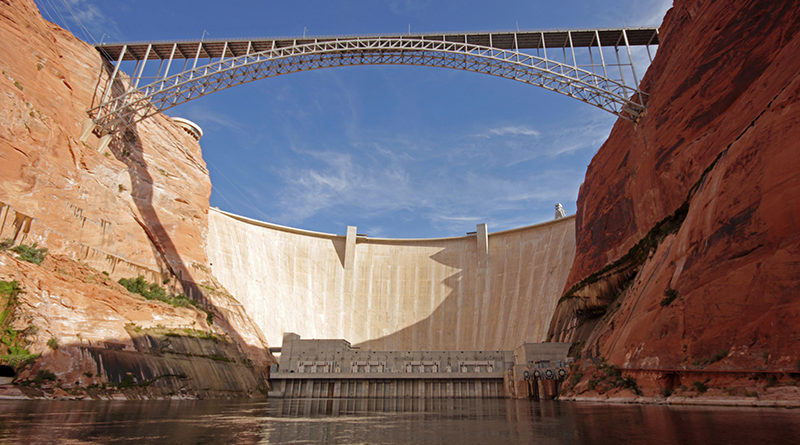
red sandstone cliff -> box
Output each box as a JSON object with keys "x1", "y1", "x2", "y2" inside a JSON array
[
  {"x1": 549, "y1": 0, "x2": 800, "y2": 401},
  {"x1": 0, "y1": 0, "x2": 273, "y2": 397}
]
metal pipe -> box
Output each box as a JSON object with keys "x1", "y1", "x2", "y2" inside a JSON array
[
  {"x1": 622, "y1": 29, "x2": 639, "y2": 87},
  {"x1": 540, "y1": 32, "x2": 548, "y2": 70},
  {"x1": 587, "y1": 34, "x2": 599, "y2": 86},
  {"x1": 594, "y1": 30, "x2": 608, "y2": 81},
  {"x1": 160, "y1": 43, "x2": 177, "y2": 91},
  {"x1": 155, "y1": 58, "x2": 164, "y2": 82},
  {"x1": 568, "y1": 31, "x2": 578, "y2": 69},
  {"x1": 96, "y1": 44, "x2": 127, "y2": 119},
  {"x1": 133, "y1": 43, "x2": 152, "y2": 89},
  {"x1": 177, "y1": 56, "x2": 189, "y2": 86},
  {"x1": 613, "y1": 32, "x2": 626, "y2": 85},
  {"x1": 190, "y1": 42, "x2": 203, "y2": 78},
  {"x1": 646, "y1": 30, "x2": 657, "y2": 62}
]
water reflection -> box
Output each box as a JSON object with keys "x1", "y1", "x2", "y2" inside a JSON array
[{"x1": 0, "y1": 398, "x2": 798, "y2": 444}]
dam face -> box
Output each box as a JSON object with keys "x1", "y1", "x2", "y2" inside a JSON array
[{"x1": 206, "y1": 208, "x2": 575, "y2": 351}]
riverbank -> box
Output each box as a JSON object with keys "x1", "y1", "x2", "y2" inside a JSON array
[
  {"x1": 562, "y1": 386, "x2": 800, "y2": 408},
  {"x1": 0, "y1": 382, "x2": 266, "y2": 400}
]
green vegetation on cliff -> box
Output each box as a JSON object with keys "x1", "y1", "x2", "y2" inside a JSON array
[
  {"x1": 1, "y1": 240, "x2": 48, "y2": 265},
  {"x1": 693, "y1": 349, "x2": 729, "y2": 368},
  {"x1": 119, "y1": 276, "x2": 194, "y2": 307},
  {"x1": 0, "y1": 280, "x2": 21, "y2": 320},
  {"x1": 572, "y1": 358, "x2": 641, "y2": 396},
  {"x1": 0, "y1": 280, "x2": 39, "y2": 369},
  {"x1": 119, "y1": 276, "x2": 213, "y2": 324},
  {"x1": 660, "y1": 287, "x2": 680, "y2": 307}
]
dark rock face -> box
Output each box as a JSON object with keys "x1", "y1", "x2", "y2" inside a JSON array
[{"x1": 549, "y1": 0, "x2": 800, "y2": 392}]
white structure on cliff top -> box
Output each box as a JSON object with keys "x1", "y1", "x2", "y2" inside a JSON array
[
  {"x1": 555, "y1": 203, "x2": 566, "y2": 219},
  {"x1": 171, "y1": 117, "x2": 203, "y2": 141}
]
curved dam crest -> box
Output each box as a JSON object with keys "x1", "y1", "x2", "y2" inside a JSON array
[{"x1": 206, "y1": 208, "x2": 575, "y2": 351}]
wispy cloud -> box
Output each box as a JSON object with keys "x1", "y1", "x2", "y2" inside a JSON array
[
  {"x1": 542, "y1": 115, "x2": 614, "y2": 158},
  {"x1": 207, "y1": 163, "x2": 275, "y2": 222},
  {"x1": 484, "y1": 125, "x2": 541, "y2": 138},
  {"x1": 600, "y1": 0, "x2": 672, "y2": 28},
  {"x1": 264, "y1": 101, "x2": 603, "y2": 235},
  {"x1": 635, "y1": 0, "x2": 673, "y2": 27},
  {"x1": 388, "y1": 0, "x2": 431, "y2": 16},
  {"x1": 274, "y1": 149, "x2": 415, "y2": 224},
  {"x1": 39, "y1": 0, "x2": 124, "y2": 43},
  {"x1": 181, "y1": 105, "x2": 244, "y2": 131},
  {"x1": 463, "y1": 111, "x2": 613, "y2": 167},
  {"x1": 436, "y1": 215, "x2": 484, "y2": 223}
]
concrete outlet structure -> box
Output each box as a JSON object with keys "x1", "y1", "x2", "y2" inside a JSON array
[{"x1": 269, "y1": 333, "x2": 570, "y2": 398}]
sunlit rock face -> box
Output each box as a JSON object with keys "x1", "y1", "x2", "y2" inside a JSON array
[
  {"x1": 0, "y1": 0, "x2": 209, "y2": 290},
  {"x1": 0, "y1": 253, "x2": 268, "y2": 398},
  {"x1": 0, "y1": 0, "x2": 273, "y2": 396},
  {"x1": 549, "y1": 0, "x2": 800, "y2": 377}
]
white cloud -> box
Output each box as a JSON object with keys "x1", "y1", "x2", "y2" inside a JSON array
[
  {"x1": 265, "y1": 102, "x2": 602, "y2": 235},
  {"x1": 274, "y1": 149, "x2": 416, "y2": 224},
  {"x1": 635, "y1": 0, "x2": 673, "y2": 27},
  {"x1": 468, "y1": 111, "x2": 614, "y2": 167},
  {"x1": 207, "y1": 163, "x2": 275, "y2": 222},
  {"x1": 388, "y1": 0, "x2": 431, "y2": 16},
  {"x1": 485, "y1": 125, "x2": 541, "y2": 138},
  {"x1": 543, "y1": 116, "x2": 614, "y2": 158},
  {"x1": 40, "y1": 0, "x2": 123, "y2": 43},
  {"x1": 435, "y1": 215, "x2": 483, "y2": 223},
  {"x1": 181, "y1": 105, "x2": 244, "y2": 131}
]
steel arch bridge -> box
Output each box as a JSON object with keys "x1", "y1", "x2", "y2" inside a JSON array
[{"x1": 89, "y1": 28, "x2": 659, "y2": 134}]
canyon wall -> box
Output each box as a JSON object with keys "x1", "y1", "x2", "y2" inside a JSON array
[
  {"x1": 0, "y1": 0, "x2": 272, "y2": 396},
  {"x1": 0, "y1": 0, "x2": 208, "y2": 285},
  {"x1": 8, "y1": 0, "x2": 797, "y2": 401},
  {"x1": 549, "y1": 0, "x2": 800, "y2": 388},
  {"x1": 207, "y1": 209, "x2": 575, "y2": 351}
]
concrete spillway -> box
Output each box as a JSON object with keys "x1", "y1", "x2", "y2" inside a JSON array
[{"x1": 206, "y1": 208, "x2": 575, "y2": 351}]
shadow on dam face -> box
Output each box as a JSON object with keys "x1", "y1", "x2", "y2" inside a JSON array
[{"x1": 205, "y1": 208, "x2": 576, "y2": 351}]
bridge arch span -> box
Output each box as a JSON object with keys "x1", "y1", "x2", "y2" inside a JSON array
[{"x1": 91, "y1": 29, "x2": 657, "y2": 132}]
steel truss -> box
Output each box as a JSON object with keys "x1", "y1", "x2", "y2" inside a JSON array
[{"x1": 90, "y1": 29, "x2": 658, "y2": 133}]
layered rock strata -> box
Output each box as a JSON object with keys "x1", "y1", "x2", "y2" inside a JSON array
[
  {"x1": 0, "y1": 253, "x2": 266, "y2": 398},
  {"x1": 549, "y1": 0, "x2": 800, "y2": 399},
  {"x1": 0, "y1": 0, "x2": 273, "y2": 397}
]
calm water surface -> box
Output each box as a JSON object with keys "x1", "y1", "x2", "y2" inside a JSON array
[{"x1": 0, "y1": 398, "x2": 798, "y2": 444}]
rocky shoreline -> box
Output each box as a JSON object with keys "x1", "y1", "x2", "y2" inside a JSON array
[{"x1": 562, "y1": 392, "x2": 800, "y2": 409}]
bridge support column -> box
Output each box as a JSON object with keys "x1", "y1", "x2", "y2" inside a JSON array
[{"x1": 97, "y1": 44, "x2": 126, "y2": 120}]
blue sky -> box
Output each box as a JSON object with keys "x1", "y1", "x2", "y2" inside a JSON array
[{"x1": 37, "y1": 0, "x2": 670, "y2": 238}]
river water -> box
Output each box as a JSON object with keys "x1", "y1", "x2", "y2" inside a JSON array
[{"x1": 0, "y1": 398, "x2": 798, "y2": 444}]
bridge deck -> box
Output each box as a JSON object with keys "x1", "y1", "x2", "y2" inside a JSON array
[{"x1": 96, "y1": 28, "x2": 658, "y2": 61}]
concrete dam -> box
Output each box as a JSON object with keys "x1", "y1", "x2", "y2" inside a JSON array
[{"x1": 206, "y1": 208, "x2": 576, "y2": 352}]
